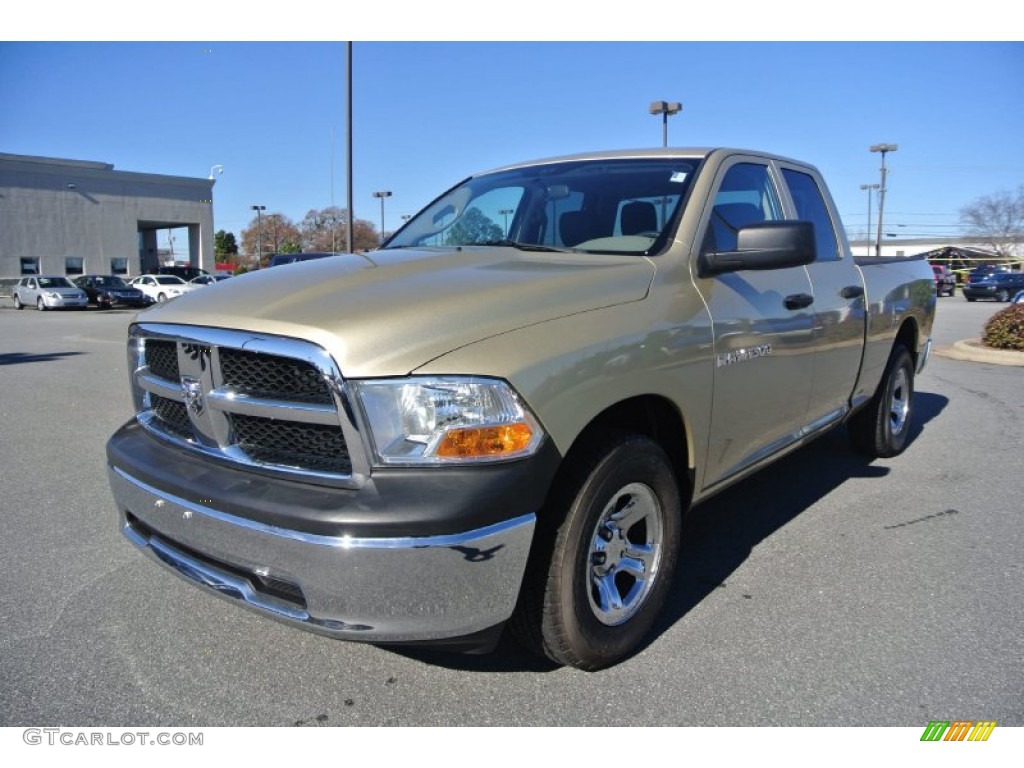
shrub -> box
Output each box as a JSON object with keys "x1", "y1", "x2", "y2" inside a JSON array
[{"x1": 982, "y1": 303, "x2": 1024, "y2": 351}]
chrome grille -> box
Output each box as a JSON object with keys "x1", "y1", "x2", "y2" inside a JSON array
[
  {"x1": 151, "y1": 393, "x2": 192, "y2": 439},
  {"x1": 219, "y1": 348, "x2": 332, "y2": 404},
  {"x1": 233, "y1": 415, "x2": 351, "y2": 474},
  {"x1": 145, "y1": 340, "x2": 180, "y2": 381},
  {"x1": 129, "y1": 324, "x2": 360, "y2": 485}
]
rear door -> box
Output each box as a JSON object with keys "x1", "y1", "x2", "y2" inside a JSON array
[
  {"x1": 778, "y1": 164, "x2": 867, "y2": 428},
  {"x1": 693, "y1": 157, "x2": 816, "y2": 489}
]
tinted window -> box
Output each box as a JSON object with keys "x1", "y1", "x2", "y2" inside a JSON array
[
  {"x1": 782, "y1": 168, "x2": 839, "y2": 261},
  {"x1": 702, "y1": 162, "x2": 782, "y2": 254}
]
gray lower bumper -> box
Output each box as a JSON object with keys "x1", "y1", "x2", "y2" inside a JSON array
[{"x1": 108, "y1": 466, "x2": 535, "y2": 643}]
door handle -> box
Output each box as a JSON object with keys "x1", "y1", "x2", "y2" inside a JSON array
[
  {"x1": 840, "y1": 285, "x2": 864, "y2": 299},
  {"x1": 784, "y1": 293, "x2": 814, "y2": 310}
]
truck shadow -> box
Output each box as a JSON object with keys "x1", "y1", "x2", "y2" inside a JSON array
[
  {"x1": 388, "y1": 390, "x2": 948, "y2": 674},
  {"x1": 0, "y1": 351, "x2": 84, "y2": 366}
]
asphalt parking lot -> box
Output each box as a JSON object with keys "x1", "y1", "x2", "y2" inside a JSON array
[{"x1": 0, "y1": 296, "x2": 1021, "y2": 727}]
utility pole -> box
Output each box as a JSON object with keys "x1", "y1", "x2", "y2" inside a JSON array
[{"x1": 870, "y1": 144, "x2": 898, "y2": 257}]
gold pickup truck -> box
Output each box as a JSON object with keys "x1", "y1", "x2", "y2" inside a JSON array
[{"x1": 106, "y1": 148, "x2": 935, "y2": 669}]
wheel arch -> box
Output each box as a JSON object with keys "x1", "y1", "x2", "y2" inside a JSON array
[
  {"x1": 894, "y1": 316, "x2": 920, "y2": 366},
  {"x1": 555, "y1": 395, "x2": 695, "y2": 511}
]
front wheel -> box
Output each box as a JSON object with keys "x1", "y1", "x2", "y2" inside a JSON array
[
  {"x1": 512, "y1": 433, "x2": 682, "y2": 670},
  {"x1": 13, "y1": 294, "x2": 23, "y2": 310},
  {"x1": 848, "y1": 344, "x2": 915, "y2": 458},
  {"x1": 37, "y1": 297, "x2": 46, "y2": 311},
  {"x1": 156, "y1": 292, "x2": 167, "y2": 303},
  {"x1": 996, "y1": 289, "x2": 1011, "y2": 302}
]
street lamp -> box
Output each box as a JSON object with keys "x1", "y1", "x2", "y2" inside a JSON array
[
  {"x1": 208, "y1": 164, "x2": 224, "y2": 180},
  {"x1": 373, "y1": 190, "x2": 392, "y2": 245},
  {"x1": 649, "y1": 100, "x2": 682, "y2": 148},
  {"x1": 859, "y1": 183, "x2": 880, "y2": 257},
  {"x1": 498, "y1": 208, "x2": 514, "y2": 237},
  {"x1": 870, "y1": 143, "x2": 898, "y2": 257},
  {"x1": 251, "y1": 204, "x2": 266, "y2": 268}
]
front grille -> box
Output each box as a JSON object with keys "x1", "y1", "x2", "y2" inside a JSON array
[
  {"x1": 220, "y1": 348, "x2": 332, "y2": 404},
  {"x1": 151, "y1": 393, "x2": 193, "y2": 439},
  {"x1": 146, "y1": 340, "x2": 180, "y2": 380},
  {"x1": 233, "y1": 415, "x2": 351, "y2": 474},
  {"x1": 131, "y1": 326, "x2": 354, "y2": 481}
]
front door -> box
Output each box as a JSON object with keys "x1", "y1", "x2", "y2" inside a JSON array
[{"x1": 693, "y1": 158, "x2": 816, "y2": 490}]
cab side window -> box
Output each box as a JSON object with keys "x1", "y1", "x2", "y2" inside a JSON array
[
  {"x1": 702, "y1": 163, "x2": 783, "y2": 254},
  {"x1": 782, "y1": 168, "x2": 839, "y2": 261}
]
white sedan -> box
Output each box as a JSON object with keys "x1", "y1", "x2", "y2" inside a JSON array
[{"x1": 129, "y1": 274, "x2": 197, "y2": 303}]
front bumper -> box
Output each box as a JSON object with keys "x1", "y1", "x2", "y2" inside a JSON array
[
  {"x1": 44, "y1": 295, "x2": 88, "y2": 308},
  {"x1": 106, "y1": 423, "x2": 558, "y2": 645}
]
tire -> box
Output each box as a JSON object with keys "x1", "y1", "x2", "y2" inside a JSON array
[
  {"x1": 13, "y1": 294, "x2": 23, "y2": 310},
  {"x1": 848, "y1": 344, "x2": 914, "y2": 458},
  {"x1": 157, "y1": 292, "x2": 167, "y2": 303},
  {"x1": 996, "y1": 289, "x2": 1010, "y2": 302},
  {"x1": 966, "y1": 296, "x2": 976, "y2": 302},
  {"x1": 512, "y1": 432, "x2": 682, "y2": 670},
  {"x1": 37, "y1": 296, "x2": 46, "y2": 311}
]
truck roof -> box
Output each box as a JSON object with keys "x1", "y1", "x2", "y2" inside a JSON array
[{"x1": 481, "y1": 147, "x2": 811, "y2": 175}]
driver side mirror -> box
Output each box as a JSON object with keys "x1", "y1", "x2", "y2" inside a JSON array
[{"x1": 699, "y1": 221, "x2": 816, "y2": 277}]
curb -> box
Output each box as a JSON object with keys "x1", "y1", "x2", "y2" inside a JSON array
[{"x1": 934, "y1": 339, "x2": 1024, "y2": 367}]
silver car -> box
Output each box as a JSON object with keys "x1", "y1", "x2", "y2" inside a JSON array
[{"x1": 13, "y1": 275, "x2": 89, "y2": 310}]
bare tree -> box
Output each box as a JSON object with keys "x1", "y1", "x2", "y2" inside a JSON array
[
  {"x1": 240, "y1": 213, "x2": 302, "y2": 268},
  {"x1": 300, "y1": 207, "x2": 380, "y2": 253},
  {"x1": 960, "y1": 186, "x2": 1024, "y2": 260}
]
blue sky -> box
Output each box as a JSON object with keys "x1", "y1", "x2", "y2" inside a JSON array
[{"x1": 3, "y1": 38, "x2": 1022, "y2": 251}]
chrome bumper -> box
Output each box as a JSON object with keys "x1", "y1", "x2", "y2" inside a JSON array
[{"x1": 108, "y1": 466, "x2": 535, "y2": 643}]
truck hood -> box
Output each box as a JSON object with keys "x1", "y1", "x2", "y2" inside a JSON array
[{"x1": 138, "y1": 247, "x2": 656, "y2": 377}]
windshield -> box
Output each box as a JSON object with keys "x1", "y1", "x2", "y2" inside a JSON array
[
  {"x1": 39, "y1": 277, "x2": 74, "y2": 288},
  {"x1": 384, "y1": 157, "x2": 701, "y2": 254},
  {"x1": 155, "y1": 276, "x2": 186, "y2": 285},
  {"x1": 96, "y1": 276, "x2": 128, "y2": 287}
]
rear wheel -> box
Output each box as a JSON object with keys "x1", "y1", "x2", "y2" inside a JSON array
[
  {"x1": 512, "y1": 432, "x2": 682, "y2": 670},
  {"x1": 848, "y1": 344, "x2": 914, "y2": 458}
]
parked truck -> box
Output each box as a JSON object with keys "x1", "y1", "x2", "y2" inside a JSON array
[{"x1": 106, "y1": 148, "x2": 936, "y2": 669}]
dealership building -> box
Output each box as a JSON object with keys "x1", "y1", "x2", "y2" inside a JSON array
[{"x1": 0, "y1": 152, "x2": 215, "y2": 280}]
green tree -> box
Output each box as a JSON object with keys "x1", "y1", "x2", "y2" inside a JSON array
[
  {"x1": 445, "y1": 207, "x2": 503, "y2": 245},
  {"x1": 214, "y1": 230, "x2": 239, "y2": 265}
]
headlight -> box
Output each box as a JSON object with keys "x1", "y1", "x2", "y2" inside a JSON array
[
  {"x1": 350, "y1": 376, "x2": 544, "y2": 465},
  {"x1": 47, "y1": 292, "x2": 61, "y2": 299}
]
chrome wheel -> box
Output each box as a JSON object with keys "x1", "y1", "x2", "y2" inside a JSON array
[
  {"x1": 587, "y1": 482, "x2": 663, "y2": 626},
  {"x1": 888, "y1": 366, "x2": 910, "y2": 437},
  {"x1": 511, "y1": 432, "x2": 682, "y2": 670}
]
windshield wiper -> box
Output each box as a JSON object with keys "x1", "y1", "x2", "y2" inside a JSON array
[{"x1": 475, "y1": 239, "x2": 570, "y2": 252}]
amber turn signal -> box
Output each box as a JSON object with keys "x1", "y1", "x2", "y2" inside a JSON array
[{"x1": 435, "y1": 422, "x2": 535, "y2": 459}]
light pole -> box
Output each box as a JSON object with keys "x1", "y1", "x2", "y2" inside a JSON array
[
  {"x1": 208, "y1": 164, "x2": 224, "y2": 180},
  {"x1": 649, "y1": 100, "x2": 682, "y2": 147},
  {"x1": 870, "y1": 143, "x2": 898, "y2": 257},
  {"x1": 859, "y1": 183, "x2": 880, "y2": 257},
  {"x1": 373, "y1": 190, "x2": 392, "y2": 245},
  {"x1": 499, "y1": 208, "x2": 514, "y2": 237},
  {"x1": 251, "y1": 204, "x2": 265, "y2": 268}
]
